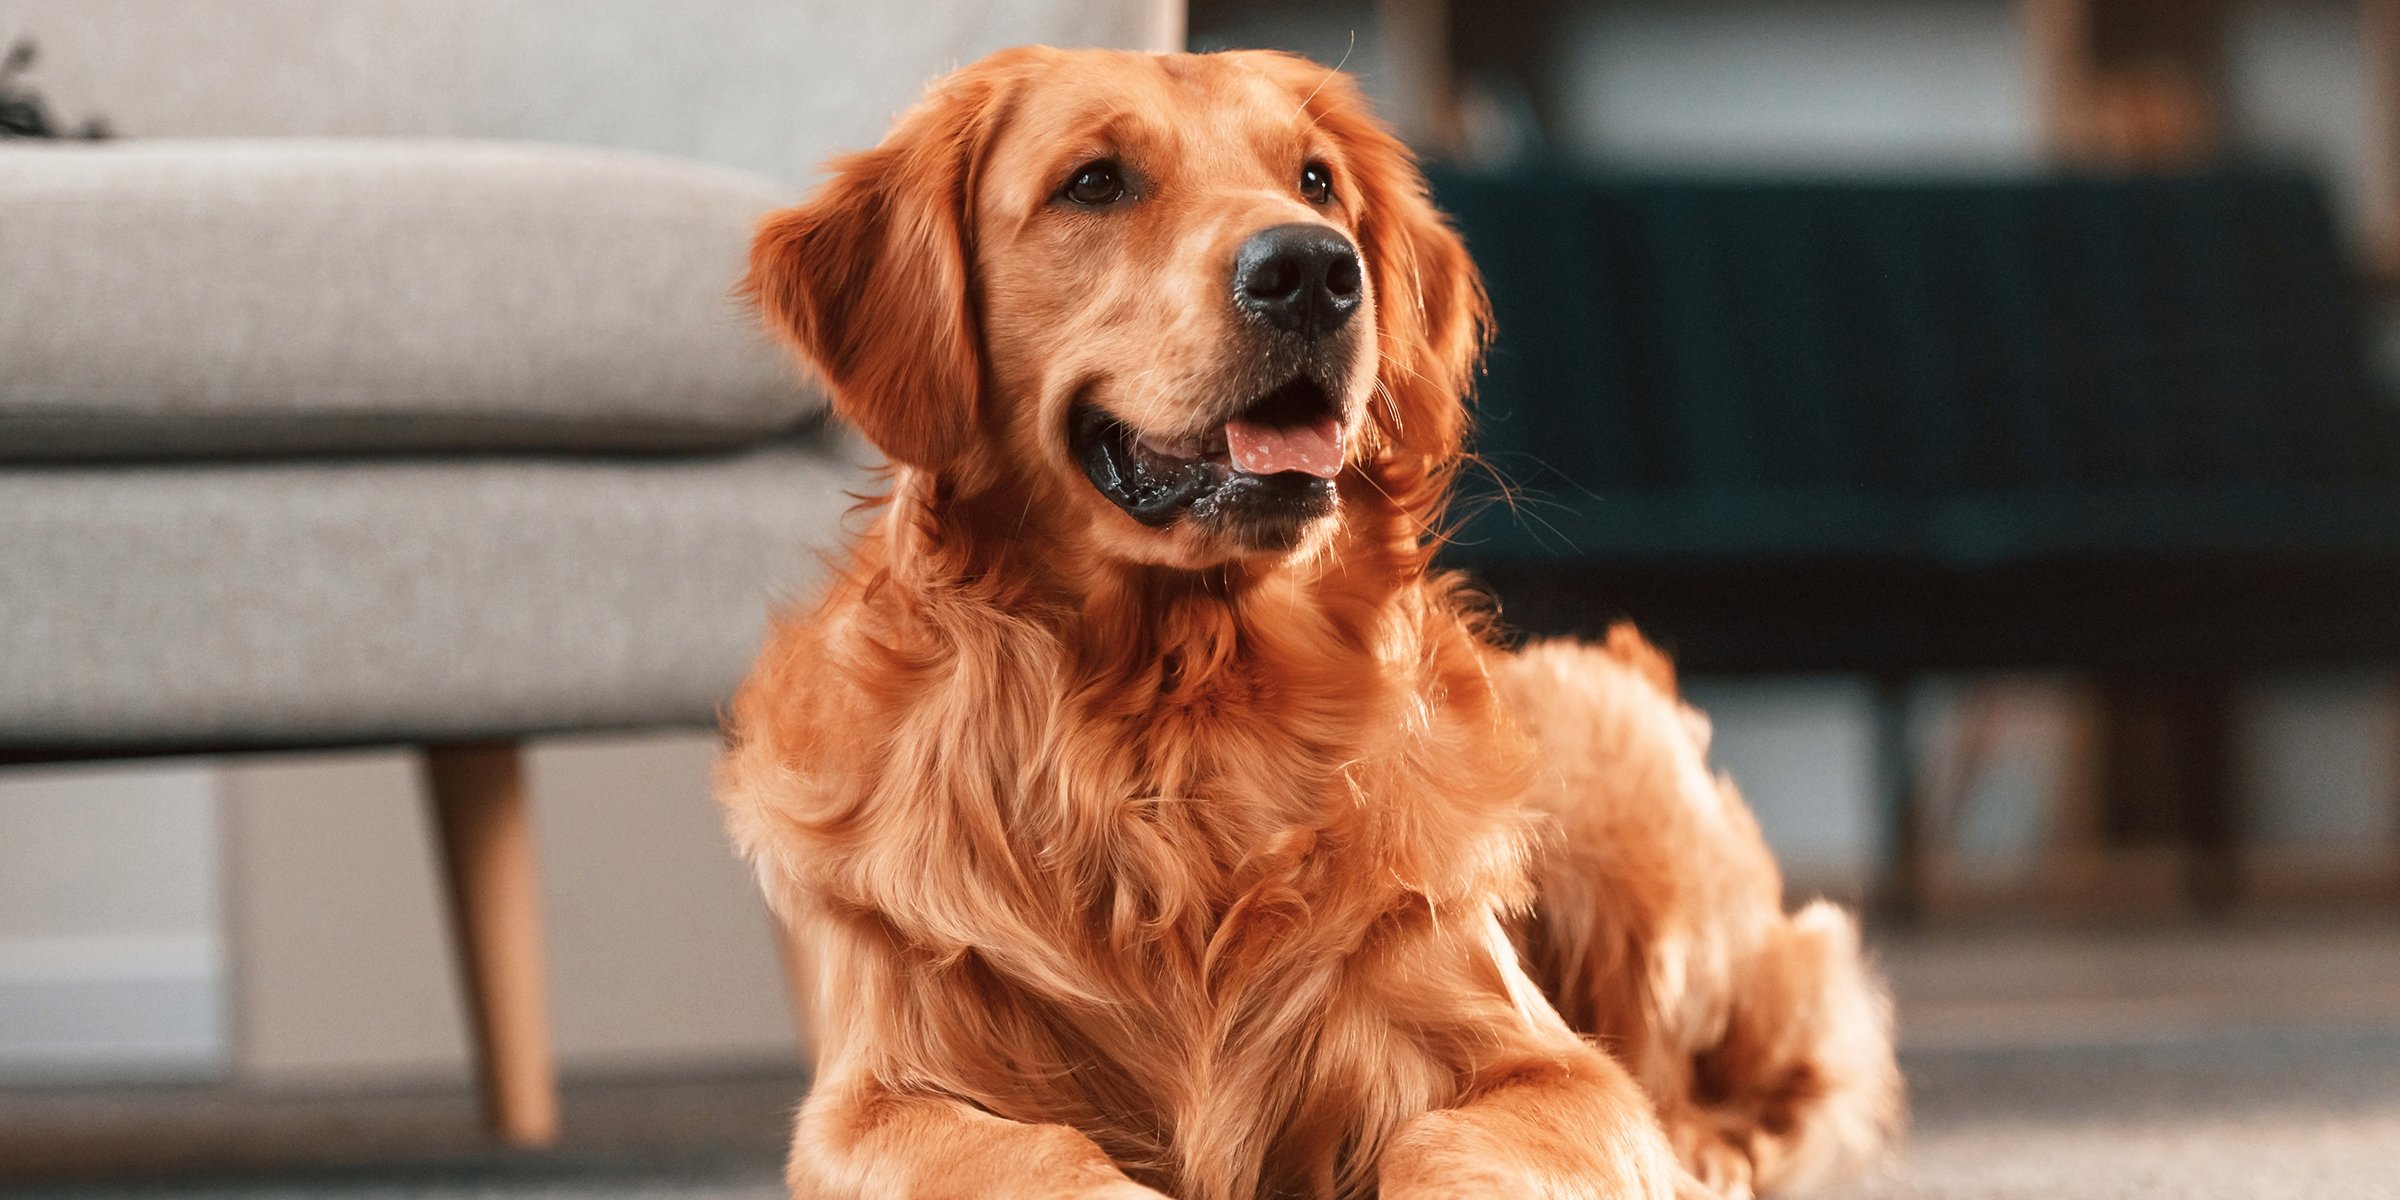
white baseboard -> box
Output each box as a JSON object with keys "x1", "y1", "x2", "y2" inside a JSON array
[{"x1": 0, "y1": 934, "x2": 224, "y2": 1081}]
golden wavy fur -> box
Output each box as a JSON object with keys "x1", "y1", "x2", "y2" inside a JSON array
[{"x1": 719, "y1": 46, "x2": 1901, "y2": 1200}]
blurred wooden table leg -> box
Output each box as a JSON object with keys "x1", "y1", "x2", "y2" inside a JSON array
[
  {"x1": 2098, "y1": 677, "x2": 2241, "y2": 918},
  {"x1": 425, "y1": 739, "x2": 559, "y2": 1147},
  {"x1": 2364, "y1": 0, "x2": 2400, "y2": 280},
  {"x1": 1874, "y1": 672, "x2": 1926, "y2": 927}
]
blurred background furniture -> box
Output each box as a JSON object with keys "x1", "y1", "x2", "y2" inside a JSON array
[
  {"x1": 0, "y1": 0, "x2": 1182, "y2": 1145},
  {"x1": 1434, "y1": 166, "x2": 2400, "y2": 919},
  {"x1": 0, "y1": 137, "x2": 858, "y2": 1144},
  {"x1": 1188, "y1": 0, "x2": 2400, "y2": 924}
]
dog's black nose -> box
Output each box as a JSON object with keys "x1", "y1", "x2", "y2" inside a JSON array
[{"x1": 1233, "y1": 223, "x2": 1362, "y2": 338}]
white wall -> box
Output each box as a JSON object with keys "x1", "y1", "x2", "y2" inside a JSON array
[
  {"x1": 2229, "y1": 0, "x2": 2369, "y2": 232},
  {"x1": 221, "y1": 734, "x2": 798, "y2": 1086},
  {"x1": 0, "y1": 762, "x2": 223, "y2": 1079},
  {"x1": 218, "y1": 752, "x2": 466, "y2": 1083},
  {"x1": 1559, "y1": 0, "x2": 2040, "y2": 173},
  {"x1": 0, "y1": 734, "x2": 803, "y2": 1086},
  {"x1": 1555, "y1": 1, "x2": 2378, "y2": 216},
  {"x1": 2243, "y1": 673, "x2": 2400, "y2": 855},
  {"x1": 1684, "y1": 677, "x2": 1883, "y2": 890}
]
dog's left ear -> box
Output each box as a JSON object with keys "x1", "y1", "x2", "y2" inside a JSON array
[
  {"x1": 1301, "y1": 73, "x2": 1490, "y2": 471},
  {"x1": 744, "y1": 67, "x2": 1009, "y2": 473}
]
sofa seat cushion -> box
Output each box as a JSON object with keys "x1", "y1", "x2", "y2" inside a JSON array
[
  {"x1": 0, "y1": 140, "x2": 818, "y2": 460},
  {"x1": 0, "y1": 439, "x2": 867, "y2": 749}
]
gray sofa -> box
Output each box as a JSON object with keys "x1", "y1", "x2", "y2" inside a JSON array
[{"x1": 0, "y1": 138, "x2": 863, "y2": 1140}]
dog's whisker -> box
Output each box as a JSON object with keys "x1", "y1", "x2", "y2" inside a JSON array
[
  {"x1": 1347, "y1": 463, "x2": 1445, "y2": 548},
  {"x1": 1371, "y1": 377, "x2": 1404, "y2": 437},
  {"x1": 1013, "y1": 489, "x2": 1038, "y2": 539},
  {"x1": 1295, "y1": 31, "x2": 1355, "y2": 124}
]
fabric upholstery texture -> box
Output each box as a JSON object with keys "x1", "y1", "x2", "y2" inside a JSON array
[
  {"x1": 0, "y1": 140, "x2": 820, "y2": 460},
  {"x1": 0, "y1": 438, "x2": 868, "y2": 748}
]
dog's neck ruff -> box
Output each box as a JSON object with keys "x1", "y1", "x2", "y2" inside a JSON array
[
  {"x1": 723, "y1": 459, "x2": 1527, "y2": 1199},
  {"x1": 826, "y1": 467, "x2": 1526, "y2": 919}
]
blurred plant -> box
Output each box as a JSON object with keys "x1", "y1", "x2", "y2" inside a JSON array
[{"x1": 0, "y1": 38, "x2": 111, "y2": 139}]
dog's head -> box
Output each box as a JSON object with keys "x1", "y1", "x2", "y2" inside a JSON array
[{"x1": 748, "y1": 47, "x2": 1485, "y2": 569}]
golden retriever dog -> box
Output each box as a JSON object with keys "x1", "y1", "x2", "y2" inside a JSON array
[{"x1": 718, "y1": 46, "x2": 1901, "y2": 1200}]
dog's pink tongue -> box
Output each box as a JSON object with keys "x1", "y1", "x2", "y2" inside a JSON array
[{"x1": 1225, "y1": 415, "x2": 1344, "y2": 478}]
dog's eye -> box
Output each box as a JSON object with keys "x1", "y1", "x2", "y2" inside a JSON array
[
  {"x1": 1300, "y1": 161, "x2": 1333, "y2": 205},
  {"x1": 1064, "y1": 161, "x2": 1126, "y2": 206}
]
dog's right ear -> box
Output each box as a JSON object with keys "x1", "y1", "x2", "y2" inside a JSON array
[{"x1": 745, "y1": 73, "x2": 1004, "y2": 473}]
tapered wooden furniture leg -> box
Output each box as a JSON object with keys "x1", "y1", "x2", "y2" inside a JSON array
[
  {"x1": 2099, "y1": 677, "x2": 2242, "y2": 918},
  {"x1": 1873, "y1": 673, "x2": 1925, "y2": 927},
  {"x1": 2173, "y1": 678, "x2": 2240, "y2": 917},
  {"x1": 425, "y1": 739, "x2": 559, "y2": 1147},
  {"x1": 2362, "y1": 0, "x2": 2400, "y2": 279}
]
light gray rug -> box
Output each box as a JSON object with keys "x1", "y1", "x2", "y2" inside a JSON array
[
  {"x1": 1829, "y1": 1028, "x2": 2400, "y2": 1200},
  {"x1": 12, "y1": 931, "x2": 2400, "y2": 1200}
]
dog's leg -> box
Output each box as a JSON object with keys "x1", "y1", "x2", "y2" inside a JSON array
[
  {"x1": 788, "y1": 1078, "x2": 1168, "y2": 1200},
  {"x1": 1376, "y1": 1046, "x2": 1690, "y2": 1200},
  {"x1": 1367, "y1": 911, "x2": 1694, "y2": 1200},
  {"x1": 756, "y1": 909, "x2": 1169, "y2": 1200}
]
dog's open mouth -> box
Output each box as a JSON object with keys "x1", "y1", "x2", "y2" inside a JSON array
[{"x1": 1073, "y1": 377, "x2": 1343, "y2": 532}]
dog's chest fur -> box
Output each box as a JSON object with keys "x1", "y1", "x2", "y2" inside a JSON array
[{"x1": 730, "y1": 528, "x2": 1544, "y2": 1200}]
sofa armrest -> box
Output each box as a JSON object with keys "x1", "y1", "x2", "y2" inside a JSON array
[{"x1": 0, "y1": 139, "x2": 820, "y2": 460}]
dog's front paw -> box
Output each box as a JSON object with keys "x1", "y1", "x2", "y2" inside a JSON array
[{"x1": 1380, "y1": 1109, "x2": 1683, "y2": 1200}]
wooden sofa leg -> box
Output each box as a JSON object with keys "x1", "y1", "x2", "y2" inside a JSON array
[{"x1": 425, "y1": 739, "x2": 560, "y2": 1147}]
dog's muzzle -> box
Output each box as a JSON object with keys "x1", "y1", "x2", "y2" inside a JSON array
[{"x1": 1070, "y1": 223, "x2": 1365, "y2": 543}]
